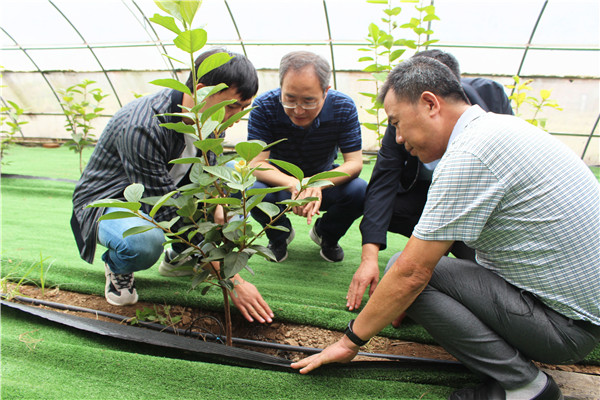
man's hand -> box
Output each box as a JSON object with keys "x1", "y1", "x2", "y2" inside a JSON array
[
  {"x1": 346, "y1": 243, "x2": 381, "y2": 311},
  {"x1": 291, "y1": 336, "x2": 359, "y2": 374},
  {"x1": 229, "y1": 278, "x2": 274, "y2": 324},
  {"x1": 292, "y1": 186, "x2": 322, "y2": 224},
  {"x1": 346, "y1": 259, "x2": 379, "y2": 311}
]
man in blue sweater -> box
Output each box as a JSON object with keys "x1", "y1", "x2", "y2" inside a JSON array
[{"x1": 247, "y1": 51, "x2": 367, "y2": 263}]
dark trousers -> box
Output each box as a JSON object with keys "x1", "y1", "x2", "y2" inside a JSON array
[
  {"x1": 390, "y1": 181, "x2": 475, "y2": 261},
  {"x1": 398, "y1": 256, "x2": 600, "y2": 388},
  {"x1": 250, "y1": 177, "x2": 367, "y2": 245}
]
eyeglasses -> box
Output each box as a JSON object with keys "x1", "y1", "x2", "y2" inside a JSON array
[{"x1": 279, "y1": 97, "x2": 320, "y2": 110}]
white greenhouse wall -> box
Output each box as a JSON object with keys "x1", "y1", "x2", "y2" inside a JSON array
[{"x1": 2, "y1": 69, "x2": 598, "y2": 165}]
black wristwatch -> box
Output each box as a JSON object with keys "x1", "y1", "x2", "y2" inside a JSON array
[{"x1": 344, "y1": 319, "x2": 369, "y2": 347}]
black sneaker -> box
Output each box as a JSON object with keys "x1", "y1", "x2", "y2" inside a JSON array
[
  {"x1": 104, "y1": 263, "x2": 138, "y2": 306},
  {"x1": 267, "y1": 228, "x2": 295, "y2": 263},
  {"x1": 309, "y1": 224, "x2": 344, "y2": 262}
]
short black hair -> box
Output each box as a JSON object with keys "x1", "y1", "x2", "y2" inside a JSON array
[
  {"x1": 412, "y1": 49, "x2": 461, "y2": 79},
  {"x1": 378, "y1": 57, "x2": 469, "y2": 105},
  {"x1": 185, "y1": 48, "x2": 258, "y2": 101}
]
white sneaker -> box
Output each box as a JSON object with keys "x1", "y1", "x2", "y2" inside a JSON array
[
  {"x1": 158, "y1": 248, "x2": 196, "y2": 277},
  {"x1": 104, "y1": 263, "x2": 138, "y2": 306}
]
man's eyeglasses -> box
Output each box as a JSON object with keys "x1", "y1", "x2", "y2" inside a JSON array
[{"x1": 280, "y1": 97, "x2": 319, "y2": 110}]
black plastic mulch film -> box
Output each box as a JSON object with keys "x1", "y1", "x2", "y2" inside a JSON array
[{"x1": 2, "y1": 296, "x2": 463, "y2": 372}]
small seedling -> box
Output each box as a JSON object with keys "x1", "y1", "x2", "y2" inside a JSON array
[
  {"x1": 506, "y1": 75, "x2": 563, "y2": 130},
  {"x1": 129, "y1": 304, "x2": 183, "y2": 331},
  {"x1": 58, "y1": 79, "x2": 109, "y2": 173}
]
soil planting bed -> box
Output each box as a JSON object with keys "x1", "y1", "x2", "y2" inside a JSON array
[{"x1": 6, "y1": 283, "x2": 600, "y2": 375}]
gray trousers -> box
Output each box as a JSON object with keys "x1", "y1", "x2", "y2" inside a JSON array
[{"x1": 386, "y1": 254, "x2": 600, "y2": 389}]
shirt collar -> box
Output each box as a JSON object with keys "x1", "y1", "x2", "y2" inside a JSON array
[{"x1": 423, "y1": 105, "x2": 485, "y2": 171}]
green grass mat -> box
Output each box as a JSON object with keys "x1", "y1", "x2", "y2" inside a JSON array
[{"x1": 1, "y1": 145, "x2": 598, "y2": 399}]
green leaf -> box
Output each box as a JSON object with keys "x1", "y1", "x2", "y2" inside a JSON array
[
  {"x1": 159, "y1": 122, "x2": 196, "y2": 135},
  {"x1": 149, "y1": 190, "x2": 177, "y2": 218},
  {"x1": 177, "y1": 200, "x2": 198, "y2": 219},
  {"x1": 246, "y1": 186, "x2": 289, "y2": 196},
  {"x1": 202, "y1": 197, "x2": 242, "y2": 206},
  {"x1": 268, "y1": 159, "x2": 304, "y2": 181},
  {"x1": 200, "y1": 119, "x2": 220, "y2": 139},
  {"x1": 124, "y1": 183, "x2": 144, "y2": 202},
  {"x1": 170, "y1": 156, "x2": 203, "y2": 164},
  {"x1": 368, "y1": 23, "x2": 380, "y2": 40},
  {"x1": 235, "y1": 141, "x2": 266, "y2": 162},
  {"x1": 196, "y1": 83, "x2": 228, "y2": 104},
  {"x1": 156, "y1": 216, "x2": 180, "y2": 230},
  {"x1": 203, "y1": 165, "x2": 233, "y2": 181},
  {"x1": 97, "y1": 211, "x2": 138, "y2": 221},
  {"x1": 195, "y1": 138, "x2": 224, "y2": 154},
  {"x1": 248, "y1": 244, "x2": 273, "y2": 260},
  {"x1": 123, "y1": 225, "x2": 156, "y2": 238},
  {"x1": 307, "y1": 170, "x2": 349, "y2": 184},
  {"x1": 149, "y1": 14, "x2": 181, "y2": 35},
  {"x1": 244, "y1": 193, "x2": 266, "y2": 213},
  {"x1": 197, "y1": 52, "x2": 233, "y2": 80},
  {"x1": 179, "y1": 0, "x2": 200, "y2": 26},
  {"x1": 390, "y1": 49, "x2": 406, "y2": 62},
  {"x1": 218, "y1": 107, "x2": 253, "y2": 132},
  {"x1": 422, "y1": 39, "x2": 440, "y2": 47},
  {"x1": 306, "y1": 180, "x2": 334, "y2": 189},
  {"x1": 86, "y1": 200, "x2": 141, "y2": 212},
  {"x1": 540, "y1": 89, "x2": 552, "y2": 100},
  {"x1": 154, "y1": 0, "x2": 183, "y2": 21},
  {"x1": 149, "y1": 78, "x2": 191, "y2": 95},
  {"x1": 256, "y1": 202, "x2": 281, "y2": 218},
  {"x1": 278, "y1": 198, "x2": 318, "y2": 207},
  {"x1": 363, "y1": 122, "x2": 380, "y2": 131},
  {"x1": 223, "y1": 252, "x2": 250, "y2": 279},
  {"x1": 173, "y1": 28, "x2": 207, "y2": 54},
  {"x1": 200, "y1": 100, "x2": 236, "y2": 125},
  {"x1": 423, "y1": 14, "x2": 440, "y2": 22}
]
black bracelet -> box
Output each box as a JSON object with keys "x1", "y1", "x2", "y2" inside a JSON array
[{"x1": 344, "y1": 319, "x2": 369, "y2": 347}]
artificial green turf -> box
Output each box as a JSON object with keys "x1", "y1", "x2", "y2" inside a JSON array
[{"x1": 1, "y1": 145, "x2": 599, "y2": 400}]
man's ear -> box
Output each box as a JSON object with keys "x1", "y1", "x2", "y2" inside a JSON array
[
  {"x1": 195, "y1": 83, "x2": 206, "y2": 91},
  {"x1": 421, "y1": 91, "x2": 441, "y2": 115},
  {"x1": 323, "y1": 85, "x2": 331, "y2": 98}
]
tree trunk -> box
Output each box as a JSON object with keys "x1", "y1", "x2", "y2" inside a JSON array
[{"x1": 221, "y1": 285, "x2": 233, "y2": 346}]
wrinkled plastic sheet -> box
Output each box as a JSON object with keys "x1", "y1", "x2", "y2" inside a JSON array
[{"x1": 2, "y1": 300, "x2": 292, "y2": 369}]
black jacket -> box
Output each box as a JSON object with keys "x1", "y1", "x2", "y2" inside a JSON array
[{"x1": 360, "y1": 78, "x2": 514, "y2": 249}]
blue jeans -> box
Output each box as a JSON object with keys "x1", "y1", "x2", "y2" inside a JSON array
[
  {"x1": 385, "y1": 253, "x2": 600, "y2": 389},
  {"x1": 98, "y1": 208, "x2": 165, "y2": 274},
  {"x1": 249, "y1": 176, "x2": 367, "y2": 245}
]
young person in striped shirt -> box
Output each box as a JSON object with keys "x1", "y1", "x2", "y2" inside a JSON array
[
  {"x1": 247, "y1": 51, "x2": 367, "y2": 263},
  {"x1": 71, "y1": 49, "x2": 275, "y2": 324}
]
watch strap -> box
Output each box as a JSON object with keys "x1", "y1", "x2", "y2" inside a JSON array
[{"x1": 344, "y1": 319, "x2": 369, "y2": 346}]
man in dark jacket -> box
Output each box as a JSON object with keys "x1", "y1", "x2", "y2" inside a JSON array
[{"x1": 347, "y1": 50, "x2": 513, "y2": 311}]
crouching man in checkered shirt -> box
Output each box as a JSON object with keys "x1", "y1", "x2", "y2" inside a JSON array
[{"x1": 292, "y1": 56, "x2": 600, "y2": 400}]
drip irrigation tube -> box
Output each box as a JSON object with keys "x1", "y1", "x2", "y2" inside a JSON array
[{"x1": 2, "y1": 294, "x2": 462, "y2": 369}]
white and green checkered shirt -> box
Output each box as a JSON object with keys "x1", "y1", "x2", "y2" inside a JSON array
[{"x1": 414, "y1": 106, "x2": 600, "y2": 324}]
